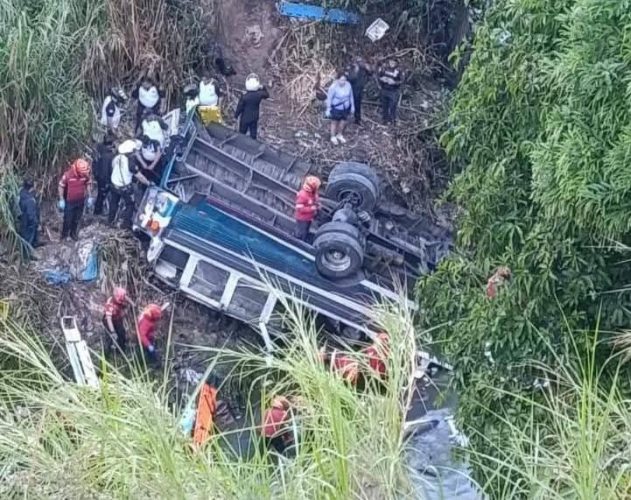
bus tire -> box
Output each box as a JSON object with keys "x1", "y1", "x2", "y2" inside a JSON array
[
  {"x1": 325, "y1": 162, "x2": 380, "y2": 212},
  {"x1": 314, "y1": 231, "x2": 364, "y2": 280}
]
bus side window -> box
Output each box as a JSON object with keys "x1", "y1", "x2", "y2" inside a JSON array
[
  {"x1": 226, "y1": 279, "x2": 269, "y2": 323},
  {"x1": 189, "y1": 260, "x2": 229, "y2": 302}
]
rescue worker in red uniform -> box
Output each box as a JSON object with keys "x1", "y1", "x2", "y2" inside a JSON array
[
  {"x1": 319, "y1": 348, "x2": 360, "y2": 385},
  {"x1": 486, "y1": 266, "x2": 511, "y2": 299},
  {"x1": 294, "y1": 175, "x2": 321, "y2": 241},
  {"x1": 361, "y1": 333, "x2": 390, "y2": 379},
  {"x1": 57, "y1": 159, "x2": 93, "y2": 241},
  {"x1": 261, "y1": 395, "x2": 294, "y2": 453},
  {"x1": 137, "y1": 303, "x2": 162, "y2": 365},
  {"x1": 102, "y1": 287, "x2": 132, "y2": 353}
]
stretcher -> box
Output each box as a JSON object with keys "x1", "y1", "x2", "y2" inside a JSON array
[
  {"x1": 193, "y1": 383, "x2": 218, "y2": 446},
  {"x1": 60, "y1": 316, "x2": 99, "y2": 388}
]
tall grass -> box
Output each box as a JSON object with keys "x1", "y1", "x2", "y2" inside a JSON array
[
  {"x1": 468, "y1": 331, "x2": 631, "y2": 499},
  {"x1": 0, "y1": 0, "x2": 212, "y2": 180},
  {"x1": 0, "y1": 296, "x2": 422, "y2": 498}
]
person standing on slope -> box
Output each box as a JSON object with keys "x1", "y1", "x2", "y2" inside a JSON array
[
  {"x1": 235, "y1": 73, "x2": 269, "y2": 140},
  {"x1": 102, "y1": 287, "x2": 133, "y2": 354},
  {"x1": 347, "y1": 57, "x2": 372, "y2": 125},
  {"x1": 57, "y1": 158, "x2": 93, "y2": 241},
  {"x1": 137, "y1": 303, "x2": 163, "y2": 365},
  {"x1": 378, "y1": 59, "x2": 403, "y2": 125},
  {"x1": 326, "y1": 71, "x2": 354, "y2": 145},
  {"x1": 18, "y1": 178, "x2": 40, "y2": 260}
]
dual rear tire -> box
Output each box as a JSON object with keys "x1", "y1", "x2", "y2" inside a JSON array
[{"x1": 314, "y1": 163, "x2": 380, "y2": 280}]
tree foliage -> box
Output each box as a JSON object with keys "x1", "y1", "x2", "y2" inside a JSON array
[{"x1": 418, "y1": 0, "x2": 631, "y2": 493}]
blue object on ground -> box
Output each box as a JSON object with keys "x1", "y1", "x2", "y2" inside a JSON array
[
  {"x1": 179, "y1": 407, "x2": 196, "y2": 436},
  {"x1": 277, "y1": 1, "x2": 361, "y2": 25},
  {"x1": 44, "y1": 270, "x2": 72, "y2": 286},
  {"x1": 80, "y1": 247, "x2": 99, "y2": 282}
]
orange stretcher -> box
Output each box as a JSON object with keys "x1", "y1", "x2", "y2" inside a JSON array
[{"x1": 193, "y1": 383, "x2": 218, "y2": 447}]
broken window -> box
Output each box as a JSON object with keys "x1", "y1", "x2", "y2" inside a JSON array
[
  {"x1": 188, "y1": 260, "x2": 229, "y2": 302},
  {"x1": 226, "y1": 279, "x2": 269, "y2": 323}
]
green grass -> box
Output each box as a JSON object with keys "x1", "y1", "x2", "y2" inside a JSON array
[{"x1": 0, "y1": 298, "x2": 422, "y2": 498}]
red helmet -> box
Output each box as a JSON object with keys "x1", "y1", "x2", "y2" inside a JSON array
[
  {"x1": 143, "y1": 303, "x2": 162, "y2": 321},
  {"x1": 271, "y1": 395, "x2": 290, "y2": 410},
  {"x1": 72, "y1": 159, "x2": 91, "y2": 178},
  {"x1": 376, "y1": 332, "x2": 390, "y2": 345},
  {"x1": 113, "y1": 287, "x2": 127, "y2": 304},
  {"x1": 303, "y1": 175, "x2": 321, "y2": 192}
]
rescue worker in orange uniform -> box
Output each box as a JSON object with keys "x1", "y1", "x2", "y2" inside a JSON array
[
  {"x1": 261, "y1": 395, "x2": 294, "y2": 453},
  {"x1": 294, "y1": 175, "x2": 321, "y2": 241},
  {"x1": 57, "y1": 159, "x2": 93, "y2": 241},
  {"x1": 137, "y1": 303, "x2": 162, "y2": 365},
  {"x1": 102, "y1": 287, "x2": 132, "y2": 353},
  {"x1": 361, "y1": 332, "x2": 390, "y2": 379}
]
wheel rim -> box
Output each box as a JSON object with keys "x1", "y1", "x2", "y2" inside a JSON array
[
  {"x1": 322, "y1": 249, "x2": 351, "y2": 272},
  {"x1": 338, "y1": 189, "x2": 363, "y2": 207}
]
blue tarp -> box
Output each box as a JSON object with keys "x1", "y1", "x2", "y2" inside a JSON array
[
  {"x1": 80, "y1": 248, "x2": 99, "y2": 282},
  {"x1": 277, "y1": 1, "x2": 361, "y2": 25}
]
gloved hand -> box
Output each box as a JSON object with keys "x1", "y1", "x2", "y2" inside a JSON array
[
  {"x1": 86, "y1": 197, "x2": 95, "y2": 209},
  {"x1": 147, "y1": 344, "x2": 155, "y2": 353},
  {"x1": 57, "y1": 199, "x2": 65, "y2": 211},
  {"x1": 325, "y1": 109, "x2": 331, "y2": 118}
]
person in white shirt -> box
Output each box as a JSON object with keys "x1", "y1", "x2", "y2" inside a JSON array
[
  {"x1": 109, "y1": 140, "x2": 151, "y2": 229},
  {"x1": 135, "y1": 135, "x2": 163, "y2": 184},
  {"x1": 197, "y1": 74, "x2": 224, "y2": 125},
  {"x1": 100, "y1": 87, "x2": 127, "y2": 132},
  {"x1": 140, "y1": 112, "x2": 169, "y2": 148},
  {"x1": 198, "y1": 75, "x2": 221, "y2": 106},
  {"x1": 132, "y1": 77, "x2": 164, "y2": 133}
]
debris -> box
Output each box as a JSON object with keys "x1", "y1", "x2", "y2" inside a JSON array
[
  {"x1": 61, "y1": 316, "x2": 99, "y2": 388},
  {"x1": 277, "y1": 1, "x2": 360, "y2": 25},
  {"x1": 193, "y1": 383, "x2": 218, "y2": 447},
  {"x1": 245, "y1": 24, "x2": 264, "y2": 48},
  {"x1": 366, "y1": 18, "x2": 389, "y2": 42}
]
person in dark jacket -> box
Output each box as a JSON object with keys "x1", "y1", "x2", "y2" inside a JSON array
[
  {"x1": 18, "y1": 178, "x2": 40, "y2": 259},
  {"x1": 93, "y1": 133, "x2": 115, "y2": 216},
  {"x1": 235, "y1": 73, "x2": 269, "y2": 140},
  {"x1": 378, "y1": 59, "x2": 403, "y2": 124},
  {"x1": 347, "y1": 57, "x2": 372, "y2": 125}
]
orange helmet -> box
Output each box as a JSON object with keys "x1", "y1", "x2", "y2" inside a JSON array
[
  {"x1": 303, "y1": 175, "x2": 321, "y2": 192},
  {"x1": 143, "y1": 303, "x2": 162, "y2": 321},
  {"x1": 113, "y1": 287, "x2": 127, "y2": 304},
  {"x1": 72, "y1": 159, "x2": 91, "y2": 178}
]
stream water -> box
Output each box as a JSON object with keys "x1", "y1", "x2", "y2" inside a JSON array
[
  {"x1": 407, "y1": 408, "x2": 482, "y2": 499},
  {"x1": 405, "y1": 371, "x2": 483, "y2": 499}
]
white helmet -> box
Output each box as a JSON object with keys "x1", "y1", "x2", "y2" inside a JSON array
[
  {"x1": 245, "y1": 73, "x2": 260, "y2": 92},
  {"x1": 118, "y1": 139, "x2": 141, "y2": 154}
]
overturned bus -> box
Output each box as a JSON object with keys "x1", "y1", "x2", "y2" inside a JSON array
[{"x1": 133, "y1": 114, "x2": 451, "y2": 354}]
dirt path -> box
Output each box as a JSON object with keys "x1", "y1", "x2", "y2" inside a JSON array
[
  {"x1": 218, "y1": 0, "x2": 282, "y2": 79},
  {"x1": 214, "y1": 1, "x2": 449, "y2": 214}
]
